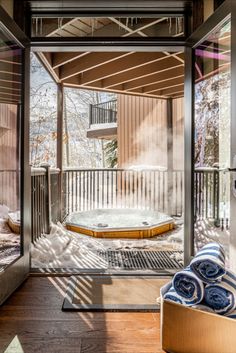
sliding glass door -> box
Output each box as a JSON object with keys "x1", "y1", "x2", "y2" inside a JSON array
[
  {"x1": 185, "y1": 0, "x2": 236, "y2": 269},
  {"x1": 0, "y1": 7, "x2": 30, "y2": 304}
]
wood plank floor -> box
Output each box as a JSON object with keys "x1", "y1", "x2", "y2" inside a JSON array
[{"x1": 0, "y1": 276, "x2": 165, "y2": 353}]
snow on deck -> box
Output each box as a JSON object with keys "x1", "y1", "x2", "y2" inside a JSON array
[{"x1": 31, "y1": 221, "x2": 184, "y2": 269}]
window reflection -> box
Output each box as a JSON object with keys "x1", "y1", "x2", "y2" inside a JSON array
[
  {"x1": 31, "y1": 16, "x2": 185, "y2": 38},
  {"x1": 194, "y1": 19, "x2": 231, "y2": 262},
  {"x1": 0, "y1": 24, "x2": 22, "y2": 269}
]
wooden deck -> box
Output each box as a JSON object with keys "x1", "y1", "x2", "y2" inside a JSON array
[{"x1": 0, "y1": 276, "x2": 165, "y2": 353}]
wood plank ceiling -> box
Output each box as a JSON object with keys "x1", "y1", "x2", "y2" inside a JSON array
[
  {"x1": 39, "y1": 50, "x2": 184, "y2": 99},
  {"x1": 37, "y1": 16, "x2": 184, "y2": 99}
]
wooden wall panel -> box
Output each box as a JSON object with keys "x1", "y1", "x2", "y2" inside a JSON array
[
  {"x1": 117, "y1": 95, "x2": 184, "y2": 171},
  {"x1": 173, "y1": 97, "x2": 184, "y2": 170},
  {"x1": 0, "y1": 103, "x2": 19, "y2": 211},
  {"x1": 117, "y1": 94, "x2": 168, "y2": 168}
]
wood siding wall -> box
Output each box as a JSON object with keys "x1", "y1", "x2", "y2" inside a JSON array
[
  {"x1": 117, "y1": 95, "x2": 184, "y2": 171},
  {"x1": 0, "y1": 103, "x2": 19, "y2": 211}
]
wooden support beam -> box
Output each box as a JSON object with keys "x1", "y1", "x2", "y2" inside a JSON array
[
  {"x1": 0, "y1": 89, "x2": 20, "y2": 98},
  {"x1": 70, "y1": 52, "x2": 170, "y2": 86},
  {"x1": 71, "y1": 57, "x2": 183, "y2": 89},
  {"x1": 52, "y1": 52, "x2": 89, "y2": 69},
  {"x1": 0, "y1": 61, "x2": 21, "y2": 76},
  {"x1": 37, "y1": 52, "x2": 60, "y2": 82},
  {"x1": 0, "y1": 79, "x2": 21, "y2": 90},
  {"x1": 0, "y1": 72, "x2": 21, "y2": 85},
  {"x1": 143, "y1": 79, "x2": 184, "y2": 94},
  {"x1": 64, "y1": 82, "x2": 169, "y2": 99},
  {"x1": 151, "y1": 84, "x2": 184, "y2": 96},
  {"x1": 111, "y1": 66, "x2": 184, "y2": 91},
  {"x1": 60, "y1": 52, "x2": 133, "y2": 81}
]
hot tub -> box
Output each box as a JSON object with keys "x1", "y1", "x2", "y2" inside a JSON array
[{"x1": 65, "y1": 208, "x2": 174, "y2": 238}]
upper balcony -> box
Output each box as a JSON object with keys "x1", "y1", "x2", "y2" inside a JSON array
[{"x1": 87, "y1": 99, "x2": 117, "y2": 139}]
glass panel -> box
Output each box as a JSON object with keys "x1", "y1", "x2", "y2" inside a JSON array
[
  {"x1": 194, "y1": 18, "x2": 231, "y2": 262},
  {"x1": 30, "y1": 53, "x2": 57, "y2": 167},
  {"x1": 0, "y1": 23, "x2": 23, "y2": 270},
  {"x1": 31, "y1": 16, "x2": 185, "y2": 38}
]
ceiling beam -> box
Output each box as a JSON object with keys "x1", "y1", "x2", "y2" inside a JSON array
[
  {"x1": 0, "y1": 80, "x2": 21, "y2": 91},
  {"x1": 70, "y1": 52, "x2": 175, "y2": 86},
  {"x1": 123, "y1": 18, "x2": 168, "y2": 37},
  {"x1": 152, "y1": 85, "x2": 184, "y2": 96},
  {"x1": 111, "y1": 66, "x2": 184, "y2": 91},
  {"x1": 52, "y1": 52, "x2": 89, "y2": 69},
  {"x1": 73, "y1": 58, "x2": 183, "y2": 89},
  {"x1": 63, "y1": 82, "x2": 169, "y2": 100},
  {"x1": 60, "y1": 52, "x2": 133, "y2": 81},
  {"x1": 142, "y1": 77, "x2": 184, "y2": 94},
  {"x1": 0, "y1": 72, "x2": 21, "y2": 85},
  {"x1": 0, "y1": 62, "x2": 21, "y2": 76},
  {"x1": 0, "y1": 89, "x2": 20, "y2": 98}
]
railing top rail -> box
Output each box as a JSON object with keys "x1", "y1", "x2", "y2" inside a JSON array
[
  {"x1": 31, "y1": 167, "x2": 60, "y2": 176},
  {"x1": 92, "y1": 99, "x2": 117, "y2": 108},
  {"x1": 63, "y1": 167, "x2": 184, "y2": 172},
  {"x1": 0, "y1": 169, "x2": 19, "y2": 172},
  {"x1": 195, "y1": 167, "x2": 219, "y2": 172}
]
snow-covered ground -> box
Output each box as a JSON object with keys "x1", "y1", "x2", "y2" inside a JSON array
[
  {"x1": 0, "y1": 219, "x2": 21, "y2": 269},
  {"x1": 31, "y1": 220, "x2": 184, "y2": 269},
  {"x1": 31, "y1": 216, "x2": 231, "y2": 270}
]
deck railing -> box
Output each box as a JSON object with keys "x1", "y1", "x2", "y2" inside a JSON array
[
  {"x1": 62, "y1": 168, "x2": 184, "y2": 217},
  {"x1": 30, "y1": 166, "x2": 229, "y2": 241},
  {"x1": 194, "y1": 168, "x2": 230, "y2": 227},
  {"x1": 31, "y1": 166, "x2": 61, "y2": 242},
  {"x1": 89, "y1": 99, "x2": 117, "y2": 126}
]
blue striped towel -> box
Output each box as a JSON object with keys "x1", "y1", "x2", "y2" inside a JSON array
[
  {"x1": 225, "y1": 310, "x2": 236, "y2": 319},
  {"x1": 163, "y1": 286, "x2": 185, "y2": 304},
  {"x1": 173, "y1": 267, "x2": 204, "y2": 305},
  {"x1": 190, "y1": 243, "x2": 226, "y2": 283},
  {"x1": 204, "y1": 270, "x2": 236, "y2": 315},
  {"x1": 192, "y1": 304, "x2": 215, "y2": 313}
]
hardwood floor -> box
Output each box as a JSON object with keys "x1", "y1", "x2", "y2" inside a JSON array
[{"x1": 0, "y1": 276, "x2": 165, "y2": 353}]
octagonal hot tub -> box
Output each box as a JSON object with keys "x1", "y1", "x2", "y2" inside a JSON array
[{"x1": 65, "y1": 208, "x2": 174, "y2": 238}]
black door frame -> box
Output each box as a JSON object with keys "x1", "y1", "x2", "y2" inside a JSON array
[
  {"x1": 184, "y1": 0, "x2": 233, "y2": 265},
  {"x1": 0, "y1": 6, "x2": 31, "y2": 304},
  {"x1": 22, "y1": 0, "x2": 234, "y2": 271}
]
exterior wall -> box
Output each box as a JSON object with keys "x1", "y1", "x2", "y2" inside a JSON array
[
  {"x1": 117, "y1": 94, "x2": 167, "y2": 168},
  {"x1": 117, "y1": 94, "x2": 184, "y2": 171},
  {"x1": 0, "y1": 103, "x2": 19, "y2": 210}
]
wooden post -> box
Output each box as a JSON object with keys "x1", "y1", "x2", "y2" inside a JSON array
[
  {"x1": 41, "y1": 164, "x2": 51, "y2": 233},
  {"x1": 167, "y1": 98, "x2": 174, "y2": 216},
  {"x1": 57, "y1": 83, "x2": 64, "y2": 221},
  {"x1": 89, "y1": 104, "x2": 93, "y2": 126}
]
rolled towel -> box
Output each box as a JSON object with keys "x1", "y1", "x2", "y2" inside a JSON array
[
  {"x1": 190, "y1": 242, "x2": 226, "y2": 283},
  {"x1": 192, "y1": 304, "x2": 215, "y2": 313},
  {"x1": 225, "y1": 310, "x2": 236, "y2": 319},
  {"x1": 205, "y1": 270, "x2": 236, "y2": 315},
  {"x1": 173, "y1": 267, "x2": 204, "y2": 305},
  {"x1": 163, "y1": 286, "x2": 185, "y2": 305}
]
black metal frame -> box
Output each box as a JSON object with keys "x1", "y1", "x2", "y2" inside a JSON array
[
  {"x1": 0, "y1": 6, "x2": 31, "y2": 304},
  {"x1": 21, "y1": 0, "x2": 234, "y2": 271},
  {"x1": 25, "y1": 0, "x2": 193, "y2": 48},
  {"x1": 184, "y1": 0, "x2": 232, "y2": 264}
]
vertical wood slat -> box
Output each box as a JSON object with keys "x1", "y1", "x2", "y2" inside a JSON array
[{"x1": 60, "y1": 168, "x2": 184, "y2": 216}]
